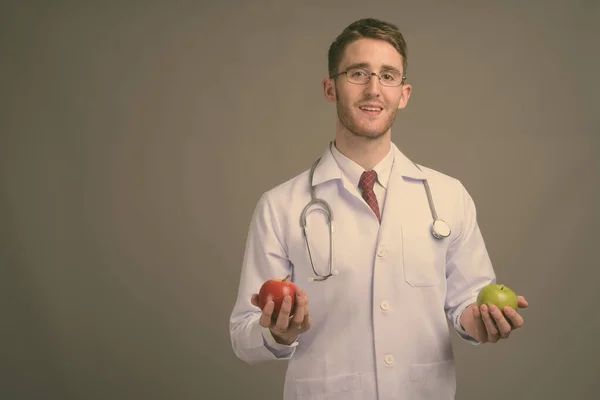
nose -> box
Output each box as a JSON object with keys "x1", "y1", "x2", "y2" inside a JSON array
[{"x1": 364, "y1": 73, "x2": 382, "y2": 97}]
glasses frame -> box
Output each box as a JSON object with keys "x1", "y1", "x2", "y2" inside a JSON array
[{"x1": 331, "y1": 67, "x2": 407, "y2": 87}]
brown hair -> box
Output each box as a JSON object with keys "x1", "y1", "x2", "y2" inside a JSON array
[{"x1": 327, "y1": 18, "x2": 408, "y2": 78}]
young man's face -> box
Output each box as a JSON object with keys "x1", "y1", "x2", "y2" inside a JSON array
[{"x1": 324, "y1": 38, "x2": 411, "y2": 139}]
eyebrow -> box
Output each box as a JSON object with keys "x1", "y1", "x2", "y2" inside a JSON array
[{"x1": 344, "y1": 62, "x2": 403, "y2": 74}]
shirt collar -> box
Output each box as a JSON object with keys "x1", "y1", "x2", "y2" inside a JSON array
[
  {"x1": 310, "y1": 140, "x2": 426, "y2": 187},
  {"x1": 329, "y1": 141, "x2": 394, "y2": 189}
]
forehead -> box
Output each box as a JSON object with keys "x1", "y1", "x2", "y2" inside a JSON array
[{"x1": 339, "y1": 38, "x2": 404, "y2": 71}]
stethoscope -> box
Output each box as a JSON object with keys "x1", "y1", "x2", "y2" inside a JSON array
[{"x1": 300, "y1": 157, "x2": 451, "y2": 282}]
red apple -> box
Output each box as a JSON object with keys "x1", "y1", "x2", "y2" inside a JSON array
[{"x1": 258, "y1": 274, "x2": 297, "y2": 319}]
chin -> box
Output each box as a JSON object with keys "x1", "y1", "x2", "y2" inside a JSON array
[
  {"x1": 363, "y1": 131, "x2": 388, "y2": 140},
  {"x1": 355, "y1": 123, "x2": 391, "y2": 139},
  {"x1": 342, "y1": 129, "x2": 386, "y2": 141},
  {"x1": 338, "y1": 110, "x2": 394, "y2": 140}
]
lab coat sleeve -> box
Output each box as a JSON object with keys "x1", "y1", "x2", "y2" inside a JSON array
[
  {"x1": 229, "y1": 191, "x2": 299, "y2": 364},
  {"x1": 444, "y1": 182, "x2": 496, "y2": 345}
]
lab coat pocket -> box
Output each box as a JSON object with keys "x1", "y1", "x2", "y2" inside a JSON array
[
  {"x1": 409, "y1": 360, "x2": 456, "y2": 399},
  {"x1": 401, "y1": 226, "x2": 445, "y2": 287},
  {"x1": 295, "y1": 372, "x2": 363, "y2": 399}
]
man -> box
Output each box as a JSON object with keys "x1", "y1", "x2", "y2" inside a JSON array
[{"x1": 229, "y1": 17, "x2": 528, "y2": 399}]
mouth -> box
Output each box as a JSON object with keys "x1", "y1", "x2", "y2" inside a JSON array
[{"x1": 358, "y1": 104, "x2": 384, "y2": 116}]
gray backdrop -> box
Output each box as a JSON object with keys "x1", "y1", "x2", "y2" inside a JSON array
[{"x1": 2, "y1": 1, "x2": 599, "y2": 399}]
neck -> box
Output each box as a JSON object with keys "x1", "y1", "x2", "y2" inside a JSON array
[{"x1": 334, "y1": 128, "x2": 392, "y2": 171}]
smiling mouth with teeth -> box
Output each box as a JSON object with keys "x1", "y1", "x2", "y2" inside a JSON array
[{"x1": 359, "y1": 106, "x2": 383, "y2": 114}]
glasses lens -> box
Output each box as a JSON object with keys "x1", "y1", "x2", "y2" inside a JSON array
[
  {"x1": 345, "y1": 68, "x2": 370, "y2": 84},
  {"x1": 379, "y1": 70, "x2": 403, "y2": 87}
]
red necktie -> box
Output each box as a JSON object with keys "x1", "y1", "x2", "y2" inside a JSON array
[{"x1": 359, "y1": 170, "x2": 381, "y2": 223}]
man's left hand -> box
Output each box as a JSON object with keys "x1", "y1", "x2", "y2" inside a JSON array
[{"x1": 461, "y1": 296, "x2": 529, "y2": 343}]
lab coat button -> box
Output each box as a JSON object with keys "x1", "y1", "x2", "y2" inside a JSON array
[
  {"x1": 384, "y1": 354, "x2": 395, "y2": 365},
  {"x1": 380, "y1": 300, "x2": 390, "y2": 311},
  {"x1": 377, "y1": 247, "x2": 386, "y2": 257}
]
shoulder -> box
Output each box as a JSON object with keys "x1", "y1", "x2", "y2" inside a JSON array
[
  {"x1": 266, "y1": 168, "x2": 311, "y2": 200},
  {"x1": 392, "y1": 142, "x2": 467, "y2": 198},
  {"x1": 252, "y1": 167, "x2": 313, "y2": 213},
  {"x1": 409, "y1": 162, "x2": 477, "y2": 215},
  {"x1": 413, "y1": 162, "x2": 466, "y2": 192},
  {"x1": 246, "y1": 167, "x2": 315, "y2": 245}
]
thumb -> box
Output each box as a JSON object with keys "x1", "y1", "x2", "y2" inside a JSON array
[{"x1": 517, "y1": 296, "x2": 528, "y2": 308}]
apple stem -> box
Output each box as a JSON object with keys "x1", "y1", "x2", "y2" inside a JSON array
[{"x1": 283, "y1": 274, "x2": 291, "y2": 282}]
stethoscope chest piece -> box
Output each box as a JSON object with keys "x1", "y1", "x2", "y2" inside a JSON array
[{"x1": 431, "y1": 218, "x2": 451, "y2": 239}]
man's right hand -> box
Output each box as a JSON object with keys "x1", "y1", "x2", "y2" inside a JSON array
[{"x1": 251, "y1": 289, "x2": 311, "y2": 345}]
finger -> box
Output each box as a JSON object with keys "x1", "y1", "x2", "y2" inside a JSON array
[
  {"x1": 472, "y1": 305, "x2": 487, "y2": 343},
  {"x1": 300, "y1": 311, "x2": 312, "y2": 332},
  {"x1": 292, "y1": 291, "x2": 307, "y2": 328},
  {"x1": 299, "y1": 297, "x2": 311, "y2": 332},
  {"x1": 251, "y1": 294, "x2": 259, "y2": 307},
  {"x1": 480, "y1": 305, "x2": 499, "y2": 342},
  {"x1": 259, "y1": 301, "x2": 274, "y2": 328},
  {"x1": 489, "y1": 305, "x2": 512, "y2": 338},
  {"x1": 517, "y1": 296, "x2": 529, "y2": 308},
  {"x1": 291, "y1": 289, "x2": 305, "y2": 314},
  {"x1": 504, "y1": 307, "x2": 524, "y2": 329},
  {"x1": 275, "y1": 295, "x2": 293, "y2": 331}
]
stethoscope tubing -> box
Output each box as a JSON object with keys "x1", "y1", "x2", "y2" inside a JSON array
[{"x1": 301, "y1": 157, "x2": 451, "y2": 281}]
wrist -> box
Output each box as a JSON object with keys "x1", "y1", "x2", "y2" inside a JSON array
[
  {"x1": 460, "y1": 303, "x2": 475, "y2": 330},
  {"x1": 271, "y1": 330, "x2": 296, "y2": 345}
]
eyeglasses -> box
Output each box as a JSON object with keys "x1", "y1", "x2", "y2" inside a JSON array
[{"x1": 332, "y1": 67, "x2": 406, "y2": 87}]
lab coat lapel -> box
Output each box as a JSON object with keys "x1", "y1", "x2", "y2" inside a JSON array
[
  {"x1": 379, "y1": 144, "x2": 427, "y2": 243},
  {"x1": 388, "y1": 143, "x2": 426, "y2": 182},
  {"x1": 310, "y1": 142, "x2": 363, "y2": 202},
  {"x1": 310, "y1": 143, "x2": 341, "y2": 187}
]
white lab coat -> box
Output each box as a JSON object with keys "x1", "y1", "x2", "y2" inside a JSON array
[{"x1": 230, "y1": 141, "x2": 496, "y2": 400}]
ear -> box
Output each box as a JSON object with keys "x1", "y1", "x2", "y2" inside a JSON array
[
  {"x1": 397, "y1": 83, "x2": 412, "y2": 110},
  {"x1": 322, "y1": 78, "x2": 336, "y2": 102}
]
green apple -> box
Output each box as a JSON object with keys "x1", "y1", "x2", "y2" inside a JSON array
[{"x1": 476, "y1": 284, "x2": 518, "y2": 313}]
